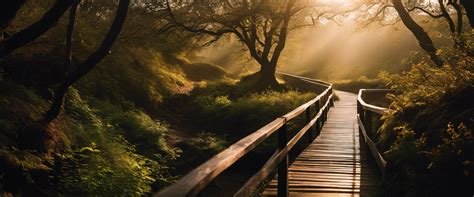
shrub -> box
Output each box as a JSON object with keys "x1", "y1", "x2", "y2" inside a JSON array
[
  {"x1": 191, "y1": 90, "x2": 317, "y2": 137},
  {"x1": 57, "y1": 88, "x2": 179, "y2": 194},
  {"x1": 173, "y1": 132, "x2": 228, "y2": 173},
  {"x1": 181, "y1": 62, "x2": 227, "y2": 81},
  {"x1": 332, "y1": 76, "x2": 385, "y2": 93},
  {"x1": 55, "y1": 140, "x2": 157, "y2": 196},
  {"x1": 110, "y1": 111, "x2": 178, "y2": 159},
  {"x1": 377, "y1": 56, "x2": 474, "y2": 196}
]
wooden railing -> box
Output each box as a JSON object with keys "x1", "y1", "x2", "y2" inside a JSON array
[
  {"x1": 356, "y1": 89, "x2": 391, "y2": 176},
  {"x1": 155, "y1": 75, "x2": 334, "y2": 197}
]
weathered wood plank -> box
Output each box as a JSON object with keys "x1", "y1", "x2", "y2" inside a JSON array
[{"x1": 263, "y1": 91, "x2": 381, "y2": 196}]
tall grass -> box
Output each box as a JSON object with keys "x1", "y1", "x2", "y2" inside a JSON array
[{"x1": 190, "y1": 89, "x2": 317, "y2": 137}]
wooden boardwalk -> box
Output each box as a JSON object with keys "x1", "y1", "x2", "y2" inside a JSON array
[{"x1": 263, "y1": 91, "x2": 381, "y2": 196}]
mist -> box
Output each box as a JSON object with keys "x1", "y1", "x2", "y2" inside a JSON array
[{"x1": 191, "y1": 21, "x2": 424, "y2": 81}]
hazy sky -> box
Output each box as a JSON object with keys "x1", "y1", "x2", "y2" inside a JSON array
[
  {"x1": 192, "y1": 20, "x2": 423, "y2": 80},
  {"x1": 282, "y1": 22, "x2": 421, "y2": 80}
]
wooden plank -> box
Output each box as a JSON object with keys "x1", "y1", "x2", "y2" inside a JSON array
[
  {"x1": 235, "y1": 94, "x2": 333, "y2": 197},
  {"x1": 263, "y1": 91, "x2": 381, "y2": 196},
  {"x1": 156, "y1": 74, "x2": 341, "y2": 197}
]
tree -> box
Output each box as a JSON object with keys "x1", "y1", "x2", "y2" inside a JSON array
[
  {"x1": 366, "y1": 0, "x2": 473, "y2": 67},
  {"x1": 0, "y1": 0, "x2": 74, "y2": 59},
  {"x1": 44, "y1": 0, "x2": 131, "y2": 122},
  {"x1": 164, "y1": 0, "x2": 329, "y2": 87},
  {"x1": 403, "y1": 0, "x2": 471, "y2": 51},
  {"x1": 391, "y1": 0, "x2": 444, "y2": 67}
]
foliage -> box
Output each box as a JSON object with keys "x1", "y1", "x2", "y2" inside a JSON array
[
  {"x1": 0, "y1": 1, "x2": 199, "y2": 194},
  {"x1": 55, "y1": 140, "x2": 157, "y2": 196},
  {"x1": 161, "y1": 80, "x2": 318, "y2": 175},
  {"x1": 0, "y1": 80, "x2": 179, "y2": 195},
  {"x1": 0, "y1": 80, "x2": 49, "y2": 146},
  {"x1": 377, "y1": 55, "x2": 474, "y2": 196},
  {"x1": 3, "y1": 0, "x2": 198, "y2": 113},
  {"x1": 57, "y1": 88, "x2": 178, "y2": 194},
  {"x1": 170, "y1": 57, "x2": 229, "y2": 82},
  {"x1": 164, "y1": 0, "x2": 342, "y2": 86},
  {"x1": 332, "y1": 76, "x2": 385, "y2": 93},
  {"x1": 109, "y1": 110, "x2": 178, "y2": 159},
  {"x1": 174, "y1": 132, "x2": 228, "y2": 173},
  {"x1": 190, "y1": 87, "x2": 316, "y2": 137},
  {"x1": 0, "y1": 0, "x2": 324, "y2": 195}
]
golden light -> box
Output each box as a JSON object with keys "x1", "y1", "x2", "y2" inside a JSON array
[{"x1": 314, "y1": 0, "x2": 355, "y2": 7}]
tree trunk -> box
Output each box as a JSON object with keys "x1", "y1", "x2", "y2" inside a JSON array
[
  {"x1": 258, "y1": 62, "x2": 279, "y2": 88},
  {"x1": 44, "y1": 0, "x2": 131, "y2": 122},
  {"x1": 63, "y1": 0, "x2": 81, "y2": 75},
  {"x1": 0, "y1": 0, "x2": 74, "y2": 59},
  {"x1": 392, "y1": 0, "x2": 444, "y2": 67},
  {"x1": 460, "y1": 0, "x2": 474, "y2": 28},
  {"x1": 438, "y1": 0, "x2": 455, "y2": 34},
  {"x1": 0, "y1": 0, "x2": 26, "y2": 37}
]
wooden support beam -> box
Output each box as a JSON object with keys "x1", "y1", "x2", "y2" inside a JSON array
[{"x1": 277, "y1": 121, "x2": 289, "y2": 197}]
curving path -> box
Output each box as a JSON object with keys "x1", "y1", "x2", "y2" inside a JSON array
[{"x1": 263, "y1": 91, "x2": 381, "y2": 196}]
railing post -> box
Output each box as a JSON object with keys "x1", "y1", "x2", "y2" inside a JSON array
[
  {"x1": 323, "y1": 96, "x2": 328, "y2": 122},
  {"x1": 277, "y1": 121, "x2": 289, "y2": 197},
  {"x1": 314, "y1": 101, "x2": 321, "y2": 136},
  {"x1": 329, "y1": 88, "x2": 334, "y2": 107},
  {"x1": 357, "y1": 100, "x2": 362, "y2": 133},
  {"x1": 365, "y1": 110, "x2": 372, "y2": 136},
  {"x1": 357, "y1": 100, "x2": 362, "y2": 116},
  {"x1": 305, "y1": 107, "x2": 313, "y2": 142}
]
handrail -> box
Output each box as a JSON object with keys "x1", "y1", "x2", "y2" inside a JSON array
[
  {"x1": 156, "y1": 74, "x2": 334, "y2": 197},
  {"x1": 235, "y1": 93, "x2": 333, "y2": 196},
  {"x1": 357, "y1": 114, "x2": 387, "y2": 175},
  {"x1": 356, "y1": 89, "x2": 391, "y2": 176},
  {"x1": 357, "y1": 89, "x2": 392, "y2": 114},
  {"x1": 276, "y1": 71, "x2": 331, "y2": 87}
]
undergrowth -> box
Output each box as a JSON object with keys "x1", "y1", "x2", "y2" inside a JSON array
[
  {"x1": 332, "y1": 76, "x2": 386, "y2": 93},
  {"x1": 377, "y1": 54, "x2": 474, "y2": 196}
]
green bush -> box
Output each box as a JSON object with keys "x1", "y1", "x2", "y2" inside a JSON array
[
  {"x1": 55, "y1": 140, "x2": 157, "y2": 196},
  {"x1": 377, "y1": 57, "x2": 474, "y2": 196},
  {"x1": 181, "y1": 62, "x2": 227, "y2": 81},
  {"x1": 190, "y1": 90, "x2": 317, "y2": 137},
  {"x1": 332, "y1": 76, "x2": 385, "y2": 93},
  {"x1": 110, "y1": 111, "x2": 178, "y2": 159},
  {"x1": 57, "y1": 88, "x2": 179, "y2": 195},
  {"x1": 174, "y1": 132, "x2": 228, "y2": 172},
  {"x1": 76, "y1": 49, "x2": 193, "y2": 112}
]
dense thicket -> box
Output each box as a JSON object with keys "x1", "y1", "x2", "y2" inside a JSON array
[{"x1": 376, "y1": 51, "x2": 474, "y2": 195}]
